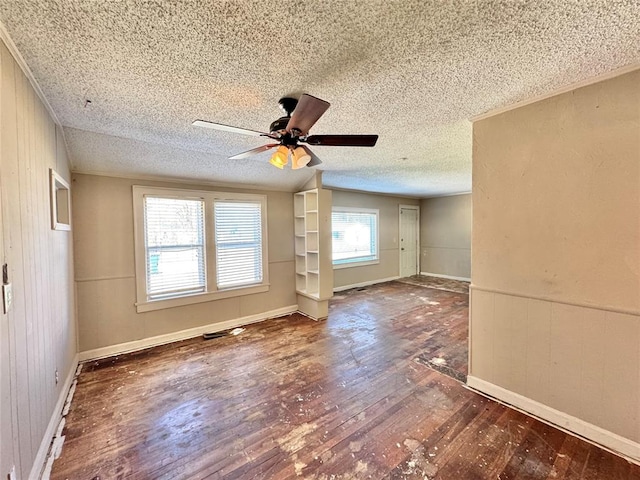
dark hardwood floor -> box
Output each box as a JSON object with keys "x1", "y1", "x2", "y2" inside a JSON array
[{"x1": 52, "y1": 280, "x2": 640, "y2": 479}]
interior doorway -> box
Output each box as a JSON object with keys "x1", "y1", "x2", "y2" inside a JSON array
[{"x1": 399, "y1": 205, "x2": 419, "y2": 277}]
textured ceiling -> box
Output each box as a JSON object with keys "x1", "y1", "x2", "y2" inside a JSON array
[{"x1": 0, "y1": 1, "x2": 638, "y2": 197}]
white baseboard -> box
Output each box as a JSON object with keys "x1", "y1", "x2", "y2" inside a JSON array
[
  {"x1": 333, "y1": 276, "x2": 400, "y2": 293},
  {"x1": 420, "y1": 271, "x2": 471, "y2": 282},
  {"x1": 78, "y1": 305, "x2": 298, "y2": 362},
  {"x1": 30, "y1": 354, "x2": 80, "y2": 480},
  {"x1": 466, "y1": 375, "x2": 640, "y2": 464}
]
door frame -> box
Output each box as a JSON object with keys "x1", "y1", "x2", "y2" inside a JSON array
[{"x1": 398, "y1": 204, "x2": 420, "y2": 277}]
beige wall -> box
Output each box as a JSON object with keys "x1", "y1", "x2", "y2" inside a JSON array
[
  {"x1": 420, "y1": 194, "x2": 471, "y2": 279},
  {"x1": 471, "y1": 70, "x2": 640, "y2": 454},
  {"x1": 0, "y1": 42, "x2": 77, "y2": 479},
  {"x1": 72, "y1": 174, "x2": 297, "y2": 352},
  {"x1": 331, "y1": 190, "x2": 419, "y2": 289}
]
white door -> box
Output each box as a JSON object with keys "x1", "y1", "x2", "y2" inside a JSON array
[{"x1": 399, "y1": 206, "x2": 419, "y2": 277}]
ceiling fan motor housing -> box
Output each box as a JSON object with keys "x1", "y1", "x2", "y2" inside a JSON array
[{"x1": 269, "y1": 116, "x2": 291, "y2": 134}]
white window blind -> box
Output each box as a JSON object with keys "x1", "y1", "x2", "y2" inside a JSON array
[
  {"x1": 332, "y1": 209, "x2": 378, "y2": 265},
  {"x1": 214, "y1": 201, "x2": 263, "y2": 288},
  {"x1": 144, "y1": 196, "x2": 206, "y2": 299}
]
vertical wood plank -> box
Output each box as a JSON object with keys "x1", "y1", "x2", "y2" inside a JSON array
[
  {"x1": 23, "y1": 69, "x2": 43, "y2": 455},
  {"x1": 0, "y1": 42, "x2": 16, "y2": 480},
  {"x1": 15, "y1": 49, "x2": 37, "y2": 470},
  {"x1": 3, "y1": 41, "x2": 30, "y2": 476},
  {"x1": 469, "y1": 289, "x2": 494, "y2": 381},
  {"x1": 524, "y1": 298, "x2": 551, "y2": 404}
]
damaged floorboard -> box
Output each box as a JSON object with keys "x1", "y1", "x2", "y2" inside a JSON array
[{"x1": 52, "y1": 280, "x2": 639, "y2": 479}]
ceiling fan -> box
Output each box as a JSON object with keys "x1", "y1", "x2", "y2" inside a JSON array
[{"x1": 193, "y1": 94, "x2": 378, "y2": 169}]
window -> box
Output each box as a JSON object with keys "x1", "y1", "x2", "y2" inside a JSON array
[
  {"x1": 214, "y1": 201, "x2": 263, "y2": 288},
  {"x1": 133, "y1": 186, "x2": 268, "y2": 312},
  {"x1": 144, "y1": 197, "x2": 206, "y2": 299},
  {"x1": 331, "y1": 207, "x2": 379, "y2": 268}
]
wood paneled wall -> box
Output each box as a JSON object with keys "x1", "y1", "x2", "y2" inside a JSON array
[
  {"x1": 0, "y1": 41, "x2": 77, "y2": 479},
  {"x1": 471, "y1": 70, "x2": 640, "y2": 460}
]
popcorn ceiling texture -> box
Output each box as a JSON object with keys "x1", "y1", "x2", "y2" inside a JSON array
[{"x1": 0, "y1": 1, "x2": 638, "y2": 196}]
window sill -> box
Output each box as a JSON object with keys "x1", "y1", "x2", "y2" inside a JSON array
[
  {"x1": 136, "y1": 283, "x2": 269, "y2": 313},
  {"x1": 333, "y1": 260, "x2": 380, "y2": 270}
]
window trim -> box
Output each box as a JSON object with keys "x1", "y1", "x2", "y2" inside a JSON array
[
  {"x1": 331, "y1": 206, "x2": 380, "y2": 269},
  {"x1": 133, "y1": 186, "x2": 269, "y2": 313}
]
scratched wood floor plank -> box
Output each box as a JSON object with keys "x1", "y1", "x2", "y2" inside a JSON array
[{"x1": 51, "y1": 280, "x2": 640, "y2": 479}]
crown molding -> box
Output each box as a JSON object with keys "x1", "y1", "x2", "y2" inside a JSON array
[{"x1": 471, "y1": 63, "x2": 640, "y2": 122}]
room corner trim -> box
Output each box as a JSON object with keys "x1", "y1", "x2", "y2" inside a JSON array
[
  {"x1": 333, "y1": 276, "x2": 400, "y2": 293},
  {"x1": 466, "y1": 375, "x2": 640, "y2": 465},
  {"x1": 30, "y1": 353, "x2": 80, "y2": 480},
  {"x1": 78, "y1": 305, "x2": 298, "y2": 362},
  {"x1": 420, "y1": 272, "x2": 471, "y2": 282}
]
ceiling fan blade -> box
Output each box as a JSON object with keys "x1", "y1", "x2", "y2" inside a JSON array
[
  {"x1": 229, "y1": 144, "x2": 279, "y2": 160},
  {"x1": 300, "y1": 145, "x2": 322, "y2": 167},
  {"x1": 304, "y1": 134, "x2": 378, "y2": 147},
  {"x1": 193, "y1": 120, "x2": 272, "y2": 137},
  {"x1": 286, "y1": 94, "x2": 330, "y2": 136}
]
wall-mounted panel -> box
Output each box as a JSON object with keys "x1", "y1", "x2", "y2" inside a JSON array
[{"x1": 470, "y1": 289, "x2": 640, "y2": 446}]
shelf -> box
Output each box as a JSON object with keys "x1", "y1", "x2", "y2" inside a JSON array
[
  {"x1": 305, "y1": 192, "x2": 318, "y2": 211},
  {"x1": 294, "y1": 193, "x2": 305, "y2": 218},
  {"x1": 293, "y1": 187, "x2": 332, "y2": 314},
  {"x1": 307, "y1": 253, "x2": 319, "y2": 271},
  {"x1": 295, "y1": 272, "x2": 307, "y2": 291},
  {"x1": 307, "y1": 273, "x2": 319, "y2": 293}
]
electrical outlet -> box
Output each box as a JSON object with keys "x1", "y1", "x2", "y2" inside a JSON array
[
  {"x1": 55, "y1": 369, "x2": 59, "y2": 385},
  {"x1": 8, "y1": 465, "x2": 16, "y2": 480},
  {"x1": 2, "y1": 283, "x2": 12, "y2": 314}
]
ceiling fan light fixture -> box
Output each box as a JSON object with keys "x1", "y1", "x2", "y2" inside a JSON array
[
  {"x1": 291, "y1": 146, "x2": 311, "y2": 169},
  {"x1": 269, "y1": 145, "x2": 290, "y2": 169}
]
